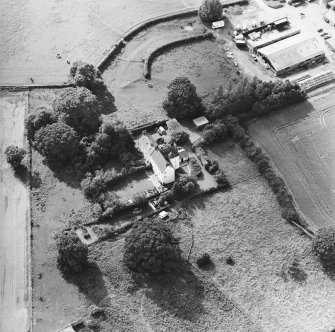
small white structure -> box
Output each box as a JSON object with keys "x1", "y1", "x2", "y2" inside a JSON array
[
  {"x1": 159, "y1": 211, "x2": 169, "y2": 219},
  {"x1": 212, "y1": 20, "x2": 225, "y2": 29}
]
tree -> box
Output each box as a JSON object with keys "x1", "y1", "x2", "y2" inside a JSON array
[
  {"x1": 55, "y1": 230, "x2": 88, "y2": 273},
  {"x1": 5, "y1": 145, "x2": 27, "y2": 170},
  {"x1": 68, "y1": 61, "x2": 115, "y2": 114},
  {"x1": 199, "y1": 0, "x2": 223, "y2": 22},
  {"x1": 163, "y1": 77, "x2": 202, "y2": 120},
  {"x1": 26, "y1": 107, "x2": 58, "y2": 140},
  {"x1": 34, "y1": 122, "x2": 80, "y2": 163},
  {"x1": 124, "y1": 218, "x2": 182, "y2": 274},
  {"x1": 53, "y1": 87, "x2": 102, "y2": 135},
  {"x1": 312, "y1": 227, "x2": 335, "y2": 263},
  {"x1": 170, "y1": 130, "x2": 189, "y2": 144}
]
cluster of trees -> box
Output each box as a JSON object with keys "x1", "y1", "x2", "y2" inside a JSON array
[
  {"x1": 26, "y1": 62, "x2": 137, "y2": 181},
  {"x1": 205, "y1": 78, "x2": 306, "y2": 120},
  {"x1": 163, "y1": 77, "x2": 203, "y2": 120},
  {"x1": 68, "y1": 60, "x2": 115, "y2": 114},
  {"x1": 55, "y1": 229, "x2": 88, "y2": 273},
  {"x1": 124, "y1": 218, "x2": 182, "y2": 274},
  {"x1": 158, "y1": 175, "x2": 197, "y2": 206},
  {"x1": 201, "y1": 120, "x2": 227, "y2": 145},
  {"x1": 199, "y1": 0, "x2": 223, "y2": 22}
]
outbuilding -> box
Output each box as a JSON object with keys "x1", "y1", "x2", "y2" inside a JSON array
[{"x1": 193, "y1": 116, "x2": 209, "y2": 130}]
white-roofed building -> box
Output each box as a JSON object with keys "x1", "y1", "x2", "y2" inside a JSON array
[
  {"x1": 137, "y1": 132, "x2": 175, "y2": 184},
  {"x1": 258, "y1": 34, "x2": 325, "y2": 75}
]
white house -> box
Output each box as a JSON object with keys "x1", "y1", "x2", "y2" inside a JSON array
[
  {"x1": 150, "y1": 149, "x2": 175, "y2": 184},
  {"x1": 137, "y1": 132, "x2": 175, "y2": 184}
]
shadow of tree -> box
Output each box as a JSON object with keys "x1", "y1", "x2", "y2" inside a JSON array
[
  {"x1": 144, "y1": 261, "x2": 205, "y2": 322},
  {"x1": 63, "y1": 261, "x2": 108, "y2": 305}
]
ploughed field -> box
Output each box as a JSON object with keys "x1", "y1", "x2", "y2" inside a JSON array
[{"x1": 248, "y1": 91, "x2": 335, "y2": 231}]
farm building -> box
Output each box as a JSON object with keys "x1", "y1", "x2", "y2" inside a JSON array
[
  {"x1": 247, "y1": 27, "x2": 300, "y2": 53},
  {"x1": 137, "y1": 132, "x2": 176, "y2": 184},
  {"x1": 193, "y1": 116, "x2": 209, "y2": 130},
  {"x1": 258, "y1": 34, "x2": 325, "y2": 75},
  {"x1": 325, "y1": 10, "x2": 335, "y2": 26},
  {"x1": 326, "y1": 37, "x2": 335, "y2": 52}
]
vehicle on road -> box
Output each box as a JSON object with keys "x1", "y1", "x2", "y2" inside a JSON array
[
  {"x1": 317, "y1": 28, "x2": 323, "y2": 33},
  {"x1": 325, "y1": 17, "x2": 330, "y2": 23},
  {"x1": 324, "y1": 35, "x2": 331, "y2": 39},
  {"x1": 251, "y1": 54, "x2": 258, "y2": 61}
]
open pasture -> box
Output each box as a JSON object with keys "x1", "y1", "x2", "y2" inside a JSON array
[{"x1": 248, "y1": 92, "x2": 335, "y2": 230}]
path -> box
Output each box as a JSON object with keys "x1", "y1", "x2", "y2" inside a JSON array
[{"x1": 0, "y1": 92, "x2": 30, "y2": 332}]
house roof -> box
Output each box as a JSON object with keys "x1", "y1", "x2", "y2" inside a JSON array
[
  {"x1": 258, "y1": 34, "x2": 324, "y2": 72},
  {"x1": 193, "y1": 116, "x2": 209, "y2": 127},
  {"x1": 150, "y1": 149, "x2": 170, "y2": 173},
  {"x1": 137, "y1": 132, "x2": 157, "y2": 154}
]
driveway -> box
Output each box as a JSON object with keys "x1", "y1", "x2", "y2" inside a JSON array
[{"x1": 0, "y1": 92, "x2": 30, "y2": 332}]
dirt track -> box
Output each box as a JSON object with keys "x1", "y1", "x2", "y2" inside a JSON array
[
  {"x1": 248, "y1": 91, "x2": 335, "y2": 230},
  {"x1": 0, "y1": 92, "x2": 30, "y2": 332}
]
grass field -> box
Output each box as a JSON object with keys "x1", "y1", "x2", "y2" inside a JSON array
[{"x1": 248, "y1": 90, "x2": 335, "y2": 231}]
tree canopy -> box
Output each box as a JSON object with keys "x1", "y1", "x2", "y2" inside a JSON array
[
  {"x1": 26, "y1": 107, "x2": 58, "y2": 140},
  {"x1": 163, "y1": 77, "x2": 202, "y2": 120},
  {"x1": 53, "y1": 87, "x2": 102, "y2": 135},
  {"x1": 124, "y1": 218, "x2": 182, "y2": 274},
  {"x1": 199, "y1": 0, "x2": 223, "y2": 22},
  {"x1": 312, "y1": 227, "x2": 335, "y2": 262},
  {"x1": 55, "y1": 230, "x2": 88, "y2": 273},
  {"x1": 5, "y1": 145, "x2": 27, "y2": 169},
  {"x1": 34, "y1": 122, "x2": 80, "y2": 163},
  {"x1": 68, "y1": 61, "x2": 115, "y2": 114}
]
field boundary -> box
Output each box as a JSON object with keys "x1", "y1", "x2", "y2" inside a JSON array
[
  {"x1": 0, "y1": 84, "x2": 73, "y2": 91},
  {"x1": 143, "y1": 32, "x2": 215, "y2": 79},
  {"x1": 96, "y1": 7, "x2": 199, "y2": 72}
]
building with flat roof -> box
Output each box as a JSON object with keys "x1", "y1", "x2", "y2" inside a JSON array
[{"x1": 258, "y1": 34, "x2": 325, "y2": 75}]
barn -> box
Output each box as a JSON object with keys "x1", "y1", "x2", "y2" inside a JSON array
[{"x1": 258, "y1": 34, "x2": 325, "y2": 75}]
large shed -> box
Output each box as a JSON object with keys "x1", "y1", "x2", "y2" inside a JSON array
[{"x1": 258, "y1": 34, "x2": 325, "y2": 75}]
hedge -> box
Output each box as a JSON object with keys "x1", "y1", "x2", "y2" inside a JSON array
[{"x1": 143, "y1": 32, "x2": 214, "y2": 79}]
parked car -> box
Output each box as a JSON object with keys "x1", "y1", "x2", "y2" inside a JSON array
[
  {"x1": 251, "y1": 54, "x2": 258, "y2": 61},
  {"x1": 317, "y1": 28, "x2": 323, "y2": 33},
  {"x1": 325, "y1": 17, "x2": 330, "y2": 23},
  {"x1": 324, "y1": 35, "x2": 331, "y2": 39},
  {"x1": 265, "y1": 64, "x2": 270, "y2": 69}
]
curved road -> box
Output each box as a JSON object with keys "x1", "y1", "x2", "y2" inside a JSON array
[{"x1": 0, "y1": 92, "x2": 30, "y2": 332}]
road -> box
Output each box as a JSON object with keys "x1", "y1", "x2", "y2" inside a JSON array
[{"x1": 0, "y1": 92, "x2": 30, "y2": 332}]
